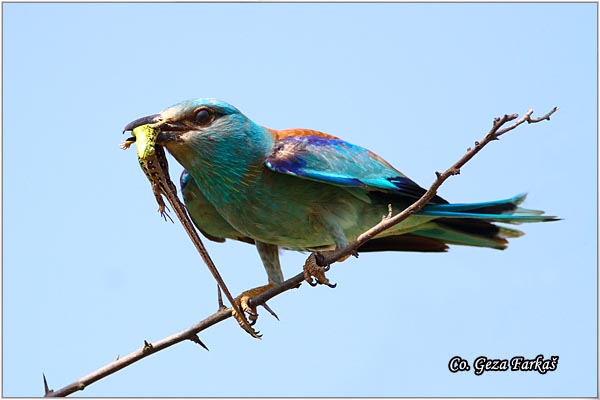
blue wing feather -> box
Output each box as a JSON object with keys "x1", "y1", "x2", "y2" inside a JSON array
[{"x1": 265, "y1": 135, "x2": 446, "y2": 203}]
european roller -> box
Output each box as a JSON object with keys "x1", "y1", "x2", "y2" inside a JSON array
[{"x1": 124, "y1": 98, "x2": 557, "y2": 321}]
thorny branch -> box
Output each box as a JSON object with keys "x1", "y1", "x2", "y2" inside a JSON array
[{"x1": 44, "y1": 106, "x2": 558, "y2": 397}]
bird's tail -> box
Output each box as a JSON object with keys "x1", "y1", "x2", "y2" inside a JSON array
[{"x1": 358, "y1": 193, "x2": 558, "y2": 252}]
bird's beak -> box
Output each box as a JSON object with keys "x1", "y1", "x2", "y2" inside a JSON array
[
  {"x1": 123, "y1": 114, "x2": 161, "y2": 133},
  {"x1": 123, "y1": 113, "x2": 184, "y2": 144}
]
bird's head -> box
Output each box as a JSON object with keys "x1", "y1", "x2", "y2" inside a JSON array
[
  {"x1": 123, "y1": 98, "x2": 248, "y2": 149},
  {"x1": 123, "y1": 98, "x2": 274, "y2": 174}
]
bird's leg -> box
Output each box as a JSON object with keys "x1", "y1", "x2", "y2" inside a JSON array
[{"x1": 231, "y1": 241, "x2": 282, "y2": 326}]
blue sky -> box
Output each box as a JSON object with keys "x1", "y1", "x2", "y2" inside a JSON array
[{"x1": 2, "y1": 2, "x2": 597, "y2": 397}]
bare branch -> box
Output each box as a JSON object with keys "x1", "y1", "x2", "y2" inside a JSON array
[
  {"x1": 46, "y1": 310, "x2": 231, "y2": 397},
  {"x1": 46, "y1": 107, "x2": 557, "y2": 396}
]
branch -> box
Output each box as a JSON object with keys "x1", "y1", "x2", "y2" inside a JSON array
[{"x1": 44, "y1": 106, "x2": 558, "y2": 396}]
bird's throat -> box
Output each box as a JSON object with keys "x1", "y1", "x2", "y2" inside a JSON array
[{"x1": 165, "y1": 126, "x2": 273, "y2": 207}]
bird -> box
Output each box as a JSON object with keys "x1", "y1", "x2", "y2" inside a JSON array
[{"x1": 124, "y1": 98, "x2": 557, "y2": 321}]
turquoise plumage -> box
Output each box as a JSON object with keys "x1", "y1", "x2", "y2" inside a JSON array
[{"x1": 124, "y1": 98, "x2": 558, "y2": 287}]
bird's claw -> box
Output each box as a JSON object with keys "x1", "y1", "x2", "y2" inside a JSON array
[
  {"x1": 231, "y1": 283, "x2": 277, "y2": 335},
  {"x1": 237, "y1": 294, "x2": 259, "y2": 326},
  {"x1": 303, "y1": 253, "x2": 337, "y2": 288},
  {"x1": 231, "y1": 304, "x2": 261, "y2": 338}
]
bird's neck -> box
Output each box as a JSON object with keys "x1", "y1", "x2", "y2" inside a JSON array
[{"x1": 166, "y1": 120, "x2": 274, "y2": 204}]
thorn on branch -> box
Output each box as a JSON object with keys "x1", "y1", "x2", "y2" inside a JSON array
[
  {"x1": 217, "y1": 284, "x2": 226, "y2": 311},
  {"x1": 143, "y1": 340, "x2": 153, "y2": 353},
  {"x1": 261, "y1": 302, "x2": 280, "y2": 321},
  {"x1": 188, "y1": 334, "x2": 209, "y2": 351},
  {"x1": 435, "y1": 171, "x2": 442, "y2": 179},
  {"x1": 115, "y1": 354, "x2": 120, "y2": 361},
  {"x1": 43, "y1": 373, "x2": 53, "y2": 396}
]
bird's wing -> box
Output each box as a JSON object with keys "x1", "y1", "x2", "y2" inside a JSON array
[{"x1": 265, "y1": 133, "x2": 447, "y2": 203}]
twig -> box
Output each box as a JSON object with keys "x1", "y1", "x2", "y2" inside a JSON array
[{"x1": 45, "y1": 107, "x2": 557, "y2": 396}]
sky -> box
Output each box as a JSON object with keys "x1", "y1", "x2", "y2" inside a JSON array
[{"x1": 2, "y1": 2, "x2": 597, "y2": 397}]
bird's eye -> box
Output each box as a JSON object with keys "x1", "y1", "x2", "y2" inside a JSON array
[{"x1": 194, "y1": 108, "x2": 213, "y2": 125}]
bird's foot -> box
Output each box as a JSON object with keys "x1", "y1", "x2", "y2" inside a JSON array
[
  {"x1": 303, "y1": 253, "x2": 337, "y2": 288},
  {"x1": 231, "y1": 283, "x2": 278, "y2": 333}
]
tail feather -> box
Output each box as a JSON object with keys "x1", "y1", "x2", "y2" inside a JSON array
[
  {"x1": 359, "y1": 234, "x2": 449, "y2": 253},
  {"x1": 420, "y1": 193, "x2": 558, "y2": 224},
  {"x1": 423, "y1": 193, "x2": 528, "y2": 212},
  {"x1": 414, "y1": 219, "x2": 525, "y2": 250},
  {"x1": 366, "y1": 193, "x2": 558, "y2": 252},
  {"x1": 412, "y1": 226, "x2": 509, "y2": 249},
  {"x1": 419, "y1": 210, "x2": 553, "y2": 223}
]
